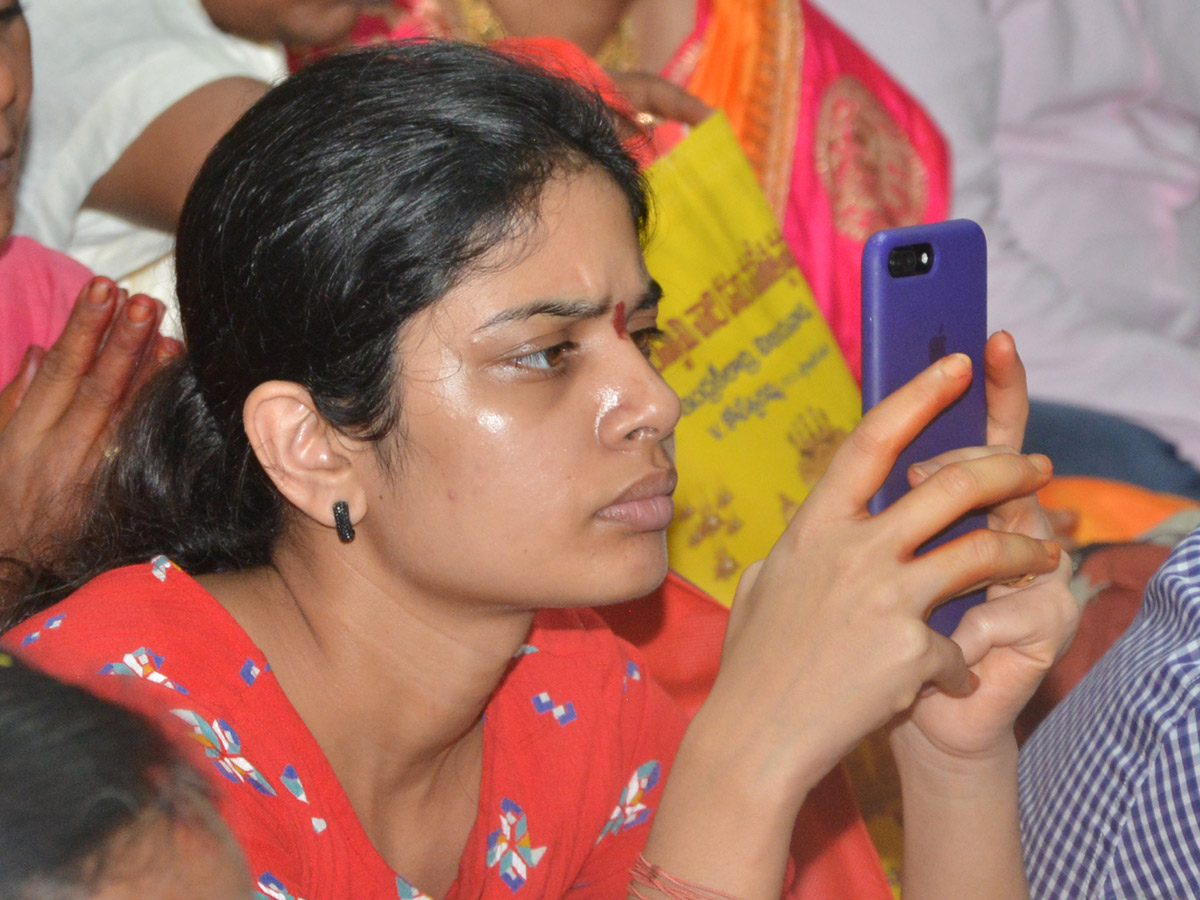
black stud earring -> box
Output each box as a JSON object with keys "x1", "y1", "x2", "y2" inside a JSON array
[{"x1": 332, "y1": 500, "x2": 356, "y2": 543}]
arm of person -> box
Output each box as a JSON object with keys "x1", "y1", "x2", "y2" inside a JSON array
[
  {"x1": 1021, "y1": 665, "x2": 1200, "y2": 897},
  {"x1": 0, "y1": 278, "x2": 172, "y2": 556},
  {"x1": 886, "y1": 333, "x2": 1074, "y2": 900},
  {"x1": 82, "y1": 77, "x2": 269, "y2": 233},
  {"x1": 633, "y1": 335, "x2": 1078, "y2": 900}
]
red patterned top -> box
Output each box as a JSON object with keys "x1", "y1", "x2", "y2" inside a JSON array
[{"x1": 3, "y1": 557, "x2": 688, "y2": 900}]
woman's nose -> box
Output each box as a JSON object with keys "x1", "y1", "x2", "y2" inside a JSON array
[{"x1": 595, "y1": 343, "x2": 682, "y2": 450}]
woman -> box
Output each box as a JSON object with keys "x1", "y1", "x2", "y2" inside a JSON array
[
  {"x1": 4, "y1": 43, "x2": 1075, "y2": 900},
  {"x1": 0, "y1": 652, "x2": 249, "y2": 898}
]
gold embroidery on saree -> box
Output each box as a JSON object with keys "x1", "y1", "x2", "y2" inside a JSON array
[
  {"x1": 815, "y1": 75, "x2": 928, "y2": 242},
  {"x1": 741, "y1": 0, "x2": 803, "y2": 220}
]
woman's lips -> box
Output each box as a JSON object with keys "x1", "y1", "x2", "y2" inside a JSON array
[{"x1": 595, "y1": 469, "x2": 678, "y2": 532}]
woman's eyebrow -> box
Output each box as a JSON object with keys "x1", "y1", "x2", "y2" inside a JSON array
[
  {"x1": 634, "y1": 279, "x2": 664, "y2": 313},
  {"x1": 476, "y1": 280, "x2": 662, "y2": 331}
]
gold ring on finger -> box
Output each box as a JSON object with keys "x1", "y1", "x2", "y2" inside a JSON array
[{"x1": 1001, "y1": 572, "x2": 1038, "y2": 588}]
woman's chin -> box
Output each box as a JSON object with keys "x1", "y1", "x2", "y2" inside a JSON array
[{"x1": 597, "y1": 549, "x2": 671, "y2": 606}]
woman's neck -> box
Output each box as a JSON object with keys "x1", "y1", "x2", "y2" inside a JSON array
[{"x1": 197, "y1": 537, "x2": 536, "y2": 887}]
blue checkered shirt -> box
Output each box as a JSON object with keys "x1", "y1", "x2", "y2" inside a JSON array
[{"x1": 1020, "y1": 524, "x2": 1200, "y2": 899}]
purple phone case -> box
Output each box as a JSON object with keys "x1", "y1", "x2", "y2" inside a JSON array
[{"x1": 862, "y1": 219, "x2": 988, "y2": 636}]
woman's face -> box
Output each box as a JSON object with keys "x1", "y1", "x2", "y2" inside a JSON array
[
  {"x1": 358, "y1": 169, "x2": 680, "y2": 609},
  {"x1": 0, "y1": 0, "x2": 31, "y2": 241},
  {"x1": 200, "y1": 0, "x2": 366, "y2": 47}
]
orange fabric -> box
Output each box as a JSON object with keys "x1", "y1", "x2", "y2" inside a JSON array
[
  {"x1": 598, "y1": 573, "x2": 894, "y2": 900},
  {"x1": 1037, "y1": 476, "x2": 1199, "y2": 545},
  {"x1": 682, "y1": 0, "x2": 803, "y2": 216}
]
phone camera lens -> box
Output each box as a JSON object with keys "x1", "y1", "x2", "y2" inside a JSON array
[
  {"x1": 888, "y1": 247, "x2": 917, "y2": 277},
  {"x1": 887, "y1": 243, "x2": 935, "y2": 278}
]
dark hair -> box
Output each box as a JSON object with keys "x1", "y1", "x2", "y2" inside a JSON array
[
  {"x1": 6, "y1": 40, "x2": 647, "y2": 620},
  {"x1": 0, "y1": 652, "x2": 231, "y2": 897}
]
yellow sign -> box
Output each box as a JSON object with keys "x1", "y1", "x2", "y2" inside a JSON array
[{"x1": 646, "y1": 113, "x2": 861, "y2": 605}]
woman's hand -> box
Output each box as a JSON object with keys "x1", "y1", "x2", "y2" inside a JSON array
[
  {"x1": 0, "y1": 278, "x2": 172, "y2": 557},
  {"x1": 644, "y1": 338, "x2": 1063, "y2": 900},
  {"x1": 891, "y1": 332, "x2": 1080, "y2": 762},
  {"x1": 608, "y1": 70, "x2": 712, "y2": 127},
  {"x1": 695, "y1": 338, "x2": 1062, "y2": 809}
]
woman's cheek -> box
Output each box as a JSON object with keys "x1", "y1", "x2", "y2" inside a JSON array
[{"x1": 476, "y1": 409, "x2": 511, "y2": 435}]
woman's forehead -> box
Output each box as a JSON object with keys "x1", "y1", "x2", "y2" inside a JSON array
[{"x1": 431, "y1": 171, "x2": 649, "y2": 331}]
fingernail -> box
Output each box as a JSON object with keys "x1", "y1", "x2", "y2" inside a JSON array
[
  {"x1": 940, "y1": 353, "x2": 970, "y2": 378},
  {"x1": 87, "y1": 279, "x2": 114, "y2": 307},
  {"x1": 1043, "y1": 540, "x2": 1062, "y2": 561},
  {"x1": 968, "y1": 671, "x2": 981, "y2": 692},
  {"x1": 19, "y1": 345, "x2": 42, "y2": 387},
  {"x1": 155, "y1": 337, "x2": 184, "y2": 362},
  {"x1": 909, "y1": 461, "x2": 937, "y2": 481},
  {"x1": 126, "y1": 297, "x2": 155, "y2": 325},
  {"x1": 1030, "y1": 453, "x2": 1053, "y2": 475}
]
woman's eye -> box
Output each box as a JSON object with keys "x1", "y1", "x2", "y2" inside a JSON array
[
  {"x1": 631, "y1": 326, "x2": 665, "y2": 359},
  {"x1": 512, "y1": 341, "x2": 575, "y2": 372}
]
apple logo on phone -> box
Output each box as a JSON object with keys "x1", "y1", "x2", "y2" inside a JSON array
[{"x1": 928, "y1": 325, "x2": 948, "y2": 364}]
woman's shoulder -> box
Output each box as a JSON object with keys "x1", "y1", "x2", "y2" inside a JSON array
[
  {"x1": 2, "y1": 557, "x2": 262, "y2": 705},
  {"x1": 3, "y1": 560, "x2": 373, "y2": 891}
]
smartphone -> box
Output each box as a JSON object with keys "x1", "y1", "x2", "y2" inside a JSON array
[{"x1": 862, "y1": 219, "x2": 988, "y2": 636}]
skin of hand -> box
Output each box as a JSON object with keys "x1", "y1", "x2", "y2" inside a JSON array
[
  {"x1": 893, "y1": 332, "x2": 1079, "y2": 760},
  {"x1": 1043, "y1": 505, "x2": 1080, "y2": 551},
  {"x1": 0, "y1": 278, "x2": 174, "y2": 557},
  {"x1": 711, "y1": 337, "x2": 1066, "y2": 800},
  {"x1": 608, "y1": 70, "x2": 711, "y2": 126},
  {"x1": 639, "y1": 335, "x2": 1072, "y2": 900}
]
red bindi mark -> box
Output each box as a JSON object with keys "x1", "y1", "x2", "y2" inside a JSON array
[{"x1": 612, "y1": 301, "x2": 628, "y2": 339}]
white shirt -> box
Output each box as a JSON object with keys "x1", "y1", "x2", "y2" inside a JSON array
[
  {"x1": 820, "y1": 0, "x2": 1200, "y2": 469},
  {"x1": 15, "y1": 0, "x2": 286, "y2": 300}
]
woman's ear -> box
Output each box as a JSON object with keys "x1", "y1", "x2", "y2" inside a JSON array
[{"x1": 243, "y1": 381, "x2": 366, "y2": 532}]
